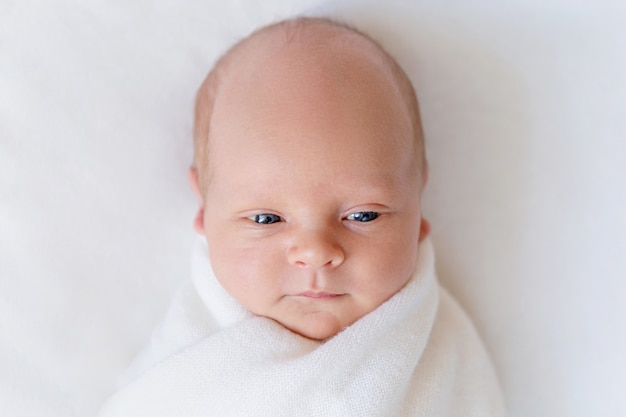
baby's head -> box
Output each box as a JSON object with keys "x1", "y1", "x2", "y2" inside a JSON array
[{"x1": 189, "y1": 17, "x2": 430, "y2": 340}]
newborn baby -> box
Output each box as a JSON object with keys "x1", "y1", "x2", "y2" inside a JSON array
[
  {"x1": 100, "y1": 17, "x2": 505, "y2": 417},
  {"x1": 189, "y1": 15, "x2": 429, "y2": 342}
]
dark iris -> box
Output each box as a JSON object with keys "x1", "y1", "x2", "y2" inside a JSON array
[
  {"x1": 348, "y1": 211, "x2": 379, "y2": 222},
  {"x1": 253, "y1": 213, "x2": 282, "y2": 224}
]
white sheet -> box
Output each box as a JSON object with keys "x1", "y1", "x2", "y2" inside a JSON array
[{"x1": 1, "y1": 0, "x2": 625, "y2": 416}]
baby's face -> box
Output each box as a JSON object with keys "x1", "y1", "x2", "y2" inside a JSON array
[{"x1": 199, "y1": 34, "x2": 427, "y2": 340}]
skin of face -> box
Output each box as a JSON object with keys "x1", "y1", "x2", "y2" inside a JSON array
[{"x1": 190, "y1": 29, "x2": 429, "y2": 340}]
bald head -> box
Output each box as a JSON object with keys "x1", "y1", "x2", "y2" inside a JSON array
[{"x1": 192, "y1": 17, "x2": 426, "y2": 196}]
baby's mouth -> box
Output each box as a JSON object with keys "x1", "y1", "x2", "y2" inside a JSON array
[{"x1": 296, "y1": 291, "x2": 343, "y2": 300}]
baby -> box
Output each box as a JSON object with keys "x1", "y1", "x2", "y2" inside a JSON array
[
  {"x1": 100, "y1": 17, "x2": 505, "y2": 417},
  {"x1": 188, "y1": 16, "x2": 429, "y2": 341}
]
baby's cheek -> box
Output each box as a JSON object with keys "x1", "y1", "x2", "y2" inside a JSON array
[{"x1": 240, "y1": 271, "x2": 285, "y2": 313}]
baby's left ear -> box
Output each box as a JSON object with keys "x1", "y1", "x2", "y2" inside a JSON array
[
  {"x1": 418, "y1": 217, "x2": 430, "y2": 242},
  {"x1": 188, "y1": 168, "x2": 205, "y2": 234}
]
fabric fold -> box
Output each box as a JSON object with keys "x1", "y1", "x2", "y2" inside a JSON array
[{"x1": 99, "y1": 237, "x2": 505, "y2": 417}]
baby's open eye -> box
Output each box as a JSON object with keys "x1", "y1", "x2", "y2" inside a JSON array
[
  {"x1": 249, "y1": 213, "x2": 283, "y2": 224},
  {"x1": 345, "y1": 211, "x2": 379, "y2": 222}
]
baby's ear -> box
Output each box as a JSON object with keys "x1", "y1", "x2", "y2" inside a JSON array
[
  {"x1": 188, "y1": 168, "x2": 205, "y2": 234},
  {"x1": 418, "y1": 217, "x2": 430, "y2": 242}
]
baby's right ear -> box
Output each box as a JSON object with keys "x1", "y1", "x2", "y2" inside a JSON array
[{"x1": 188, "y1": 168, "x2": 205, "y2": 234}]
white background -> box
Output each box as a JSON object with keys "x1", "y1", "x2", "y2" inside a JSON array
[{"x1": 1, "y1": 0, "x2": 625, "y2": 415}]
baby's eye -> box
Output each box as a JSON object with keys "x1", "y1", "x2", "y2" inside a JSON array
[
  {"x1": 249, "y1": 213, "x2": 283, "y2": 225},
  {"x1": 345, "y1": 211, "x2": 379, "y2": 222}
]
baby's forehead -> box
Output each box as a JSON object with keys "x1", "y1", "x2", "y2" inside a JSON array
[
  {"x1": 214, "y1": 26, "x2": 411, "y2": 136},
  {"x1": 192, "y1": 18, "x2": 426, "y2": 191}
]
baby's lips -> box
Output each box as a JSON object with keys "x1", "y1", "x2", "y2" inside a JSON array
[{"x1": 296, "y1": 291, "x2": 343, "y2": 299}]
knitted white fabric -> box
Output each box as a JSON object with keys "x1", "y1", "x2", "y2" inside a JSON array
[{"x1": 99, "y1": 237, "x2": 505, "y2": 417}]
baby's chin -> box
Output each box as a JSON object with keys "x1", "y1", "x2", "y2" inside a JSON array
[{"x1": 281, "y1": 311, "x2": 347, "y2": 341}]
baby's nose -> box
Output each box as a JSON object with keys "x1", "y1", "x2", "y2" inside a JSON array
[{"x1": 287, "y1": 228, "x2": 345, "y2": 269}]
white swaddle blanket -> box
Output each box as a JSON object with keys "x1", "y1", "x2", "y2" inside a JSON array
[{"x1": 98, "y1": 237, "x2": 505, "y2": 416}]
